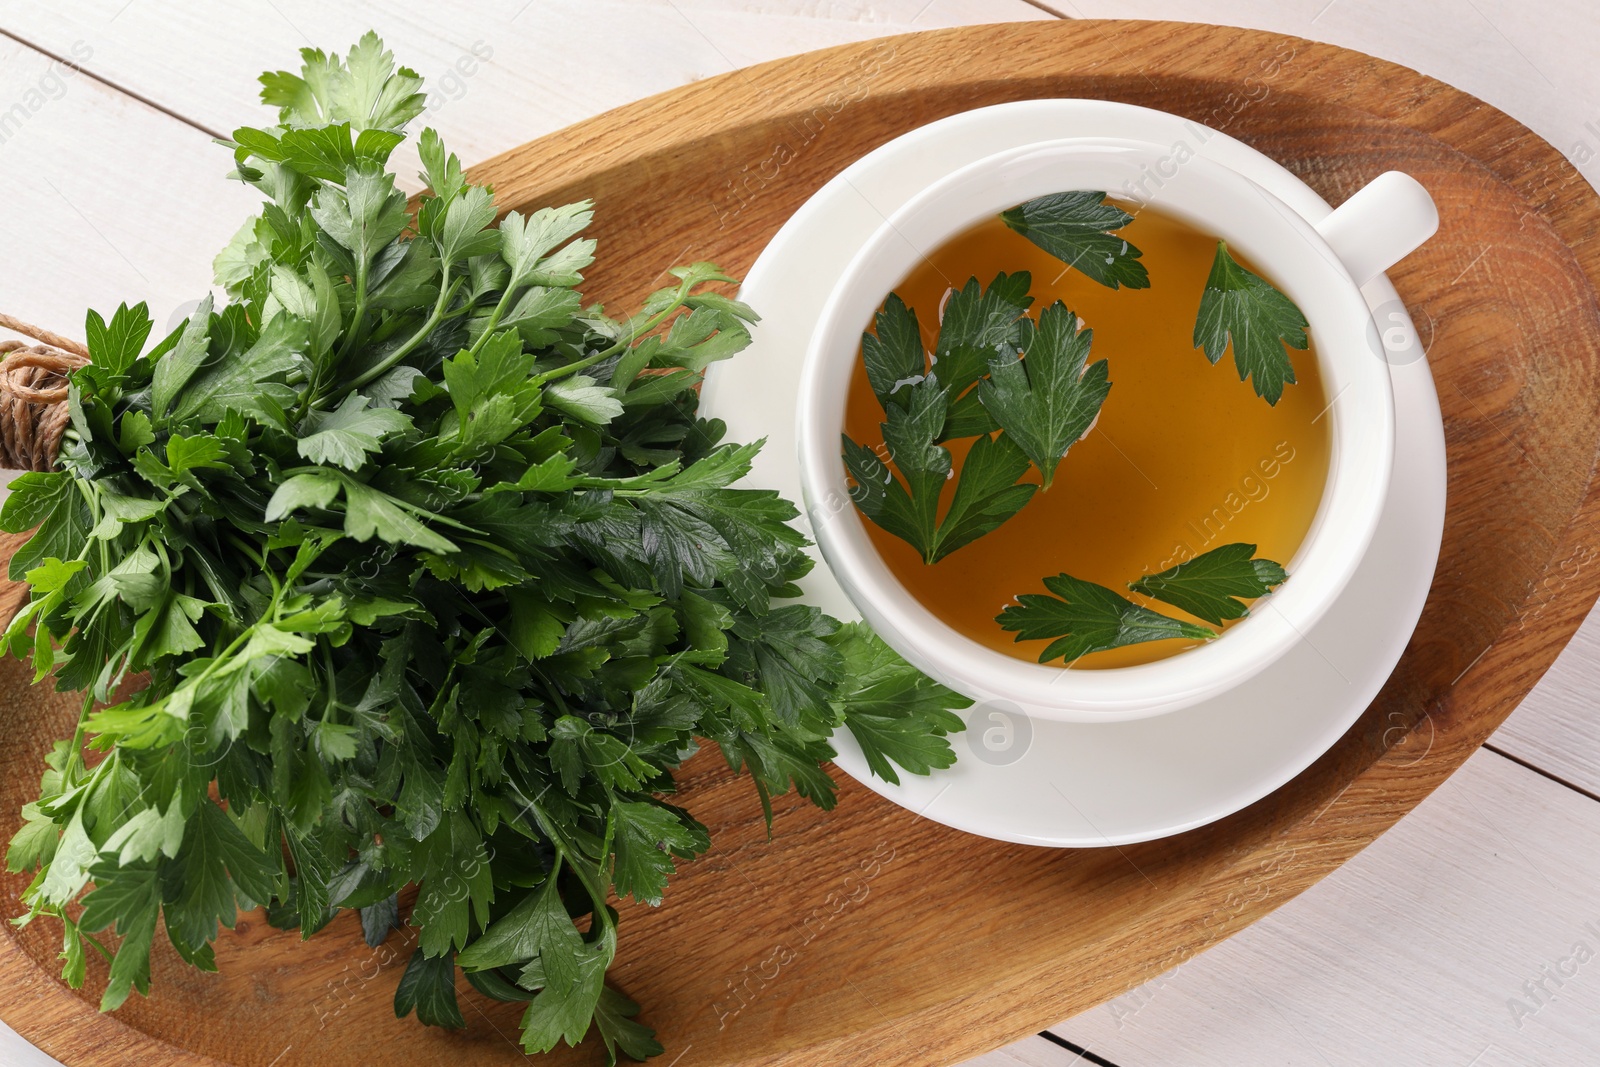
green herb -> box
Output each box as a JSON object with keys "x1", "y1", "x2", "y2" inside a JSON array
[
  {"x1": 2, "y1": 34, "x2": 968, "y2": 1063},
  {"x1": 977, "y1": 302, "x2": 1109, "y2": 490},
  {"x1": 996, "y1": 573, "x2": 1216, "y2": 664},
  {"x1": 998, "y1": 542, "x2": 1288, "y2": 663},
  {"x1": 1192, "y1": 242, "x2": 1308, "y2": 405},
  {"x1": 1129, "y1": 542, "x2": 1288, "y2": 625},
  {"x1": 1000, "y1": 191, "x2": 1149, "y2": 291},
  {"x1": 928, "y1": 272, "x2": 1033, "y2": 439},
  {"x1": 843, "y1": 276, "x2": 1115, "y2": 562},
  {"x1": 844, "y1": 274, "x2": 1076, "y2": 565},
  {"x1": 841, "y1": 379, "x2": 1038, "y2": 567}
]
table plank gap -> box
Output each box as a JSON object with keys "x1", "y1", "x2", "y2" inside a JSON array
[
  {"x1": 1052, "y1": 747, "x2": 1600, "y2": 1065},
  {"x1": 1483, "y1": 740, "x2": 1600, "y2": 805},
  {"x1": 0, "y1": 24, "x2": 223, "y2": 139}
]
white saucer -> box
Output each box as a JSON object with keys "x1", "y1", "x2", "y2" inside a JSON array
[{"x1": 700, "y1": 100, "x2": 1447, "y2": 847}]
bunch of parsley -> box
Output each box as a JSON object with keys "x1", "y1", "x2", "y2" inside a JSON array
[{"x1": 0, "y1": 35, "x2": 965, "y2": 1063}]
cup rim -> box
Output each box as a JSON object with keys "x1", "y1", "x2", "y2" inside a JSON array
[{"x1": 796, "y1": 137, "x2": 1397, "y2": 722}]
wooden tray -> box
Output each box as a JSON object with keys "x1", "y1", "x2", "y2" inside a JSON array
[{"x1": 4, "y1": 20, "x2": 1600, "y2": 1067}]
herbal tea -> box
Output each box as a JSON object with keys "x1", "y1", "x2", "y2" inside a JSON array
[{"x1": 842, "y1": 198, "x2": 1331, "y2": 668}]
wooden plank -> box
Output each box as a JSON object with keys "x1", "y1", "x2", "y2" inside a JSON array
[
  {"x1": 1, "y1": 1020, "x2": 60, "y2": 1067},
  {"x1": 0, "y1": 34, "x2": 254, "y2": 347},
  {"x1": 1057, "y1": 749, "x2": 1600, "y2": 1065},
  {"x1": 1490, "y1": 605, "x2": 1600, "y2": 796},
  {"x1": 1036, "y1": 0, "x2": 1600, "y2": 195},
  {"x1": 0, "y1": 0, "x2": 1056, "y2": 186}
]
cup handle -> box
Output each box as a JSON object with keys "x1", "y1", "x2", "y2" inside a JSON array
[{"x1": 1313, "y1": 171, "x2": 1439, "y2": 288}]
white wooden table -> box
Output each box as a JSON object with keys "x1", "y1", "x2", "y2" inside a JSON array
[{"x1": 1, "y1": 3, "x2": 1597, "y2": 1065}]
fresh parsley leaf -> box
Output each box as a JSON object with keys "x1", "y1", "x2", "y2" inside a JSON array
[
  {"x1": 1192, "y1": 241, "x2": 1308, "y2": 405},
  {"x1": 162, "y1": 802, "x2": 278, "y2": 958},
  {"x1": 78, "y1": 862, "x2": 161, "y2": 1012},
  {"x1": 261, "y1": 32, "x2": 426, "y2": 133},
  {"x1": 394, "y1": 947, "x2": 466, "y2": 1029},
  {"x1": 518, "y1": 937, "x2": 611, "y2": 1055},
  {"x1": 359, "y1": 894, "x2": 400, "y2": 948},
  {"x1": 169, "y1": 311, "x2": 304, "y2": 425},
  {"x1": 997, "y1": 572, "x2": 1216, "y2": 664},
  {"x1": 977, "y1": 301, "x2": 1110, "y2": 489},
  {"x1": 456, "y1": 871, "x2": 583, "y2": 983},
  {"x1": 500, "y1": 202, "x2": 596, "y2": 288},
  {"x1": 410, "y1": 811, "x2": 493, "y2": 956},
  {"x1": 1000, "y1": 191, "x2": 1149, "y2": 290},
  {"x1": 610, "y1": 800, "x2": 704, "y2": 906},
  {"x1": 832, "y1": 623, "x2": 968, "y2": 785},
  {"x1": 84, "y1": 303, "x2": 153, "y2": 376},
  {"x1": 296, "y1": 394, "x2": 412, "y2": 470},
  {"x1": 544, "y1": 375, "x2": 622, "y2": 425},
  {"x1": 0, "y1": 471, "x2": 70, "y2": 533},
  {"x1": 310, "y1": 169, "x2": 410, "y2": 269},
  {"x1": 1129, "y1": 542, "x2": 1287, "y2": 625},
  {"x1": 594, "y1": 985, "x2": 664, "y2": 1066}
]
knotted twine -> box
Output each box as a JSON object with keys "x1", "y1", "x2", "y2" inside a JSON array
[{"x1": 0, "y1": 312, "x2": 89, "y2": 472}]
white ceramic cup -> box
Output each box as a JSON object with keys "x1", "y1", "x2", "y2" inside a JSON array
[{"x1": 796, "y1": 137, "x2": 1438, "y2": 723}]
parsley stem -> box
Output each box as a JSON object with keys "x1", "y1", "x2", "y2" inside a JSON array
[
  {"x1": 64, "y1": 690, "x2": 97, "y2": 782},
  {"x1": 462, "y1": 266, "x2": 533, "y2": 361},
  {"x1": 536, "y1": 281, "x2": 694, "y2": 386},
  {"x1": 335, "y1": 261, "x2": 372, "y2": 366},
  {"x1": 344, "y1": 276, "x2": 464, "y2": 395},
  {"x1": 513, "y1": 784, "x2": 612, "y2": 926},
  {"x1": 530, "y1": 664, "x2": 570, "y2": 716},
  {"x1": 321, "y1": 641, "x2": 338, "y2": 714}
]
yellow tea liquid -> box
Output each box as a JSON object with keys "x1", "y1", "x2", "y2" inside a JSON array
[{"x1": 843, "y1": 208, "x2": 1332, "y2": 668}]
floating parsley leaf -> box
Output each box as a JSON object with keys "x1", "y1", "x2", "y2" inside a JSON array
[
  {"x1": 1129, "y1": 542, "x2": 1287, "y2": 625},
  {"x1": 931, "y1": 432, "x2": 1037, "y2": 560},
  {"x1": 1192, "y1": 242, "x2": 1308, "y2": 405},
  {"x1": 860, "y1": 293, "x2": 927, "y2": 411},
  {"x1": 842, "y1": 384, "x2": 1037, "y2": 566},
  {"x1": 978, "y1": 301, "x2": 1110, "y2": 489},
  {"x1": 934, "y1": 272, "x2": 1034, "y2": 439},
  {"x1": 842, "y1": 374, "x2": 949, "y2": 561},
  {"x1": 1000, "y1": 191, "x2": 1149, "y2": 290},
  {"x1": 997, "y1": 572, "x2": 1216, "y2": 664},
  {"x1": 844, "y1": 275, "x2": 1051, "y2": 564}
]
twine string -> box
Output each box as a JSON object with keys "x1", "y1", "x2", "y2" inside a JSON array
[{"x1": 0, "y1": 313, "x2": 90, "y2": 472}]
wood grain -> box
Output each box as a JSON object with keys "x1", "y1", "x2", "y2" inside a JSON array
[
  {"x1": 0, "y1": 35, "x2": 255, "y2": 347},
  {"x1": 3, "y1": 19, "x2": 1600, "y2": 1067}
]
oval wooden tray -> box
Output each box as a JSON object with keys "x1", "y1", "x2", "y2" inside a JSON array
[{"x1": 4, "y1": 20, "x2": 1600, "y2": 1067}]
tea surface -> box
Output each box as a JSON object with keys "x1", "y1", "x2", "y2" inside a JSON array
[{"x1": 843, "y1": 208, "x2": 1332, "y2": 668}]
